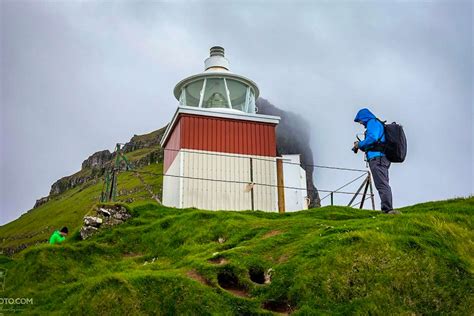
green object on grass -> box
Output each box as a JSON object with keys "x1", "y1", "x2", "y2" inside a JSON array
[{"x1": 49, "y1": 230, "x2": 65, "y2": 245}]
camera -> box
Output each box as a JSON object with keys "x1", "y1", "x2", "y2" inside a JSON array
[{"x1": 352, "y1": 135, "x2": 361, "y2": 154}]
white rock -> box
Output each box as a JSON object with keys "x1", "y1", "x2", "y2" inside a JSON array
[
  {"x1": 83, "y1": 216, "x2": 103, "y2": 227},
  {"x1": 99, "y1": 208, "x2": 111, "y2": 216},
  {"x1": 264, "y1": 268, "x2": 274, "y2": 284},
  {"x1": 80, "y1": 226, "x2": 98, "y2": 240}
]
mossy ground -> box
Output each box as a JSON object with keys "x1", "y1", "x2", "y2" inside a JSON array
[
  {"x1": 1, "y1": 198, "x2": 473, "y2": 315},
  {"x1": 0, "y1": 156, "x2": 162, "y2": 251}
]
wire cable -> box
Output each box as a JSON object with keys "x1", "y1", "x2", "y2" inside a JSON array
[
  {"x1": 128, "y1": 170, "x2": 369, "y2": 196},
  {"x1": 319, "y1": 172, "x2": 369, "y2": 202}
]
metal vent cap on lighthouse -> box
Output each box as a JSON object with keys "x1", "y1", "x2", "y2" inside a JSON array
[
  {"x1": 210, "y1": 46, "x2": 224, "y2": 57},
  {"x1": 204, "y1": 46, "x2": 229, "y2": 71}
]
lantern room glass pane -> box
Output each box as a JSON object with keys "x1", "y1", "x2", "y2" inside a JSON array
[
  {"x1": 179, "y1": 89, "x2": 185, "y2": 106},
  {"x1": 184, "y1": 79, "x2": 203, "y2": 107},
  {"x1": 248, "y1": 89, "x2": 256, "y2": 113},
  {"x1": 203, "y1": 78, "x2": 229, "y2": 108},
  {"x1": 226, "y1": 79, "x2": 248, "y2": 112}
]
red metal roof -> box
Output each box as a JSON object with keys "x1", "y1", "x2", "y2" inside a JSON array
[{"x1": 163, "y1": 114, "x2": 277, "y2": 172}]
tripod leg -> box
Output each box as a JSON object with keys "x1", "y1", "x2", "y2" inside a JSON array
[
  {"x1": 368, "y1": 172, "x2": 375, "y2": 210},
  {"x1": 348, "y1": 177, "x2": 368, "y2": 207},
  {"x1": 360, "y1": 174, "x2": 370, "y2": 209}
]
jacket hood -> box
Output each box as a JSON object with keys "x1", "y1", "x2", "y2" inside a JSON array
[{"x1": 354, "y1": 108, "x2": 376, "y2": 126}]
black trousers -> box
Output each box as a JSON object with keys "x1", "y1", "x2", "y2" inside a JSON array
[{"x1": 369, "y1": 156, "x2": 393, "y2": 211}]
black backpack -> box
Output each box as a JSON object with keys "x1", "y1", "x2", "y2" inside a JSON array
[{"x1": 375, "y1": 119, "x2": 407, "y2": 163}]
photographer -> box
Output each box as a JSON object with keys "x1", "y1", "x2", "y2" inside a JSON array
[
  {"x1": 49, "y1": 226, "x2": 68, "y2": 245},
  {"x1": 353, "y1": 108, "x2": 399, "y2": 214}
]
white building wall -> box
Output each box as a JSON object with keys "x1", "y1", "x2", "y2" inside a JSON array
[
  {"x1": 173, "y1": 149, "x2": 278, "y2": 212},
  {"x1": 282, "y1": 155, "x2": 308, "y2": 212},
  {"x1": 162, "y1": 151, "x2": 182, "y2": 208},
  {"x1": 251, "y1": 155, "x2": 279, "y2": 212}
]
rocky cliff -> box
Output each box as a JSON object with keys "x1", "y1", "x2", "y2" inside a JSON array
[
  {"x1": 81, "y1": 150, "x2": 113, "y2": 170},
  {"x1": 123, "y1": 127, "x2": 167, "y2": 152},
  {"x1": 33, "y1": 128, "x2": 166, "y2": 208}
]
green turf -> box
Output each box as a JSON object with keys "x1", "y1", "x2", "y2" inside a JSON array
[
  {"x1": 1, "y1": 198, "x2": 472, "y2": 314},
  {"x1": 0, "y1": 152, "x2": 163, "y2": 253}
]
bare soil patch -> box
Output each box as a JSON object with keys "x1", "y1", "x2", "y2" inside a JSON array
[
  {"x1": 262, "y1": 230, "x2": 282, "y2": 239},
  {"x1": 208, "y1": 257, "x2": 229, "y2": 265},
  {"x1": 262, "y1": 300, "x2": 293, "y2": 315},
  {"x1": 186, "y1": 270, "x2": 210, "y2": 286},
  {"x1": 122, "y1": 252, "x2": 143, "y2": 258},
  {"x1": 277, "y1": 254, "x2": 289, "y2": 263}
]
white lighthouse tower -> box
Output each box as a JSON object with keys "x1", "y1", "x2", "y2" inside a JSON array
[{"x1": 160, "y1": 46, "x2": 308, "y2": 212}]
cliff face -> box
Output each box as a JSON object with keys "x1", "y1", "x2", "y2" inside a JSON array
[
  {"x1": 49, "y1": 173, "x2": 99, "y2": 196},
  {"x1": 46, "y1": 150, "x2": 115, "y2": 197},
  {"x1": 81, "y1": 150, "x2": 113, "y2": 170},
  {"x1": 256, "y1": 98, "x2": 321, "y2": 207},
  {"x1": 123, "y1": 128, "x2": 166, "y2": 153}
]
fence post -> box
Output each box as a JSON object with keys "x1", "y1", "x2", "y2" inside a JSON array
[
  {"x1": 276, "y1": 158, "x2": 285, "y2": 213},
  {"x1": 330, "y1": 192, "x2": 334, "y2": 206},
  {"x1": 249, "y1": 157, "x2": 254, "y2": 211}
]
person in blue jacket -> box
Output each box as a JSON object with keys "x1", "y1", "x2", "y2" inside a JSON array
[{"x1": 353, "y1": 108, "x2": 398, "y2": 214}]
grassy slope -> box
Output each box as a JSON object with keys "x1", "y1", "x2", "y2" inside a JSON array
[
  {"x1": 0, "y1": 152, "x2": 162, "y2": 252},
  {"x1": 1, "y1": 198, "x2": 473, "y2": 315}
]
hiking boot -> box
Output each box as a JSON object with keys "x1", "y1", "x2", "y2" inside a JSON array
[{"x1": 383, "y1": 210, "x2": 401, "y2": 215}]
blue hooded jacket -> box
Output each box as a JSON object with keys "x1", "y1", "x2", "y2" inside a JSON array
[{"x1": 354, "y1": 108, "x2": 385, "y2": 160}]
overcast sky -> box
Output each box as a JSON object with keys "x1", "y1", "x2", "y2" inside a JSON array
[{"x1": 1, "y1": 0, "x2": 472, "y2": 224}]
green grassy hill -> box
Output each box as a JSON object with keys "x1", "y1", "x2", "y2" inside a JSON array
[
  {"x1": 0, "y1": 129, "x2": 164, "y2": 255},
  {"x1": 1, "y1": 198, "x2": 473, "y2": 314}
]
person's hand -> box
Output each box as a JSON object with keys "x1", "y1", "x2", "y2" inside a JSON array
[{"x1": 353, "y1": 141, "x2": 359, "y2": 149}]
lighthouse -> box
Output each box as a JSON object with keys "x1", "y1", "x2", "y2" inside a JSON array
[{"x1": 161, "y1": 46, "x2": 308, "y2": 212}]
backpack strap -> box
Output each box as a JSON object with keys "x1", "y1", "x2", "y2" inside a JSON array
[
  {"x1": 375, "y1": 118, "x2": 386, "y2": 143},
  {"x1": 366, "y1": 118, "x2": 386, "y2": 152}
]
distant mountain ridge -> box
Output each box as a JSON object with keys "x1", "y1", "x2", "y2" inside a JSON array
[{"x1": 33, "y1": 128, "x2": 167, "y2": 209}]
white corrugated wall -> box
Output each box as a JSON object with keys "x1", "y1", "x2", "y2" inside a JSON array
[
  {"x1": 282, "y1": 154, "x2": 308, "y2": 212},
  {"x1": 175, "y1": 149, "x2": 278, "y2": 211},
  {"x1": 162, "y1": 151, "x2": 182, "y2": 208}
]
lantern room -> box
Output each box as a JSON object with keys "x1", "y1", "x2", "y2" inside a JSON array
[{"x1": 173, "y1": 46, "x2": 258, "y2": 113}]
